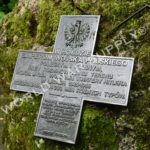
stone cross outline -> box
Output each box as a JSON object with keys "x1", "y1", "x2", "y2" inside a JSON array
[{"x1": 11, "y1": 16, "x2": 134, "y2": 144}]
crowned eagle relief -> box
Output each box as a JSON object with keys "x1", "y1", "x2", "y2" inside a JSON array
[{"x1": 64, "y1": 20, "x2": 90, "y2": 49}]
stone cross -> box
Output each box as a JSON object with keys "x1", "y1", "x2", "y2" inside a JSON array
[{"x1": 11, "y1": 16, "x2": 134, "y2": 144}]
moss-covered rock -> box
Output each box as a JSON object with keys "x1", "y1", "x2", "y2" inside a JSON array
[{"x1": 0, "y1": 0, "x2": 150, "y2": 150}]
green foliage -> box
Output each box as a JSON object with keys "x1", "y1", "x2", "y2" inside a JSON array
[
  {"x1": 0, "y1": 0, "x2": 18, "y2": 20},
  {"x1": 8, "y1": 0, "x2": 17, "y2": 11},
  {"x1": 0, "y1": 11, "x2": 5, "y2": 20}
]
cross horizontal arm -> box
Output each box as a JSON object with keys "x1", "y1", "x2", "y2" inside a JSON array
[{"x1": 11, "y1": 50, "x2": 134, "y2": 106}]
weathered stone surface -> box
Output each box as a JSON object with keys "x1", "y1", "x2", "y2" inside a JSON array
[{"x1": 0, "y1": 0, "x2": 150, "y2": 150}]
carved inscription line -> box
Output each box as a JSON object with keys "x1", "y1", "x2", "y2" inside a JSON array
[{"x1": 20, "y1": 50, "x2": 133, "y2": 66}]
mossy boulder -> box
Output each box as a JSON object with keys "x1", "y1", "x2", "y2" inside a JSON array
[{"x1": 0, "y1": 0, "x2": 150, "y2": 150}]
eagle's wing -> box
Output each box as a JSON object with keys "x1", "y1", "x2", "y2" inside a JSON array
[
  {"x1": 79, "y1": 23, "x2": 90, "y2": 41},
  {"x1": 64, "y1": 24, "x2": 75, "y2": 42}
]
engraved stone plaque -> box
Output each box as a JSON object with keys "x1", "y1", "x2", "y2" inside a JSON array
[{"x1": 10, "y1": 15, "x2": 134, "y2": 144}]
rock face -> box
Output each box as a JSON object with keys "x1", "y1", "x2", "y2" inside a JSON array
[
  {"x1": 0, "y1": 0, "x2": 150, "y2": 150},
  {"x1": 17, "y1": 0, "x2": 39, "y2": 15}
]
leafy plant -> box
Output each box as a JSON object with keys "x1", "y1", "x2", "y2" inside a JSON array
[
  {"x1": 0, "y1": 0, "x2": 18, "y2": 20},
  {"x1": 0, "y1": 11, "x2": 5, "y2": 20},
  {"x1": 8, "y1": 0, "x2": 18, "y2": 11}
]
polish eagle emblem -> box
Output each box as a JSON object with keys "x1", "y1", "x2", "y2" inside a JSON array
[{"x1": 64, "y1": 20, "x2": 90, "y2": 48}]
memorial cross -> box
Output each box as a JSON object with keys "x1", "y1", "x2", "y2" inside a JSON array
[{"x1": 11, "y1": 16, "x2": 134, "y2": 144}]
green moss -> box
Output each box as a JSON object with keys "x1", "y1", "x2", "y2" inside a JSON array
[
  {"x1": 128, "y1": 91, "x2": 150, "y2": 150},
  {"x1": 36, "y1": 0, "x2": 80, "y2": 45},
  {"x1": 2, "y1": 95, "x2": 42, "y2": 150},
  {"x1": 80, "y1": 105, "x2": 118, "y2": 150},
  {"x1": 5, "y1": 10, "x2": 35, "y2": 45}
]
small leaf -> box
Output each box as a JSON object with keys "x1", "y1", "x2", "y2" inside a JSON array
[
  {"x1": 8, "y1": 0, "x2": 17, "y2": 10},
  {"x1": 0, "y1": 11, "x2": 5, "y2": 20}
]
